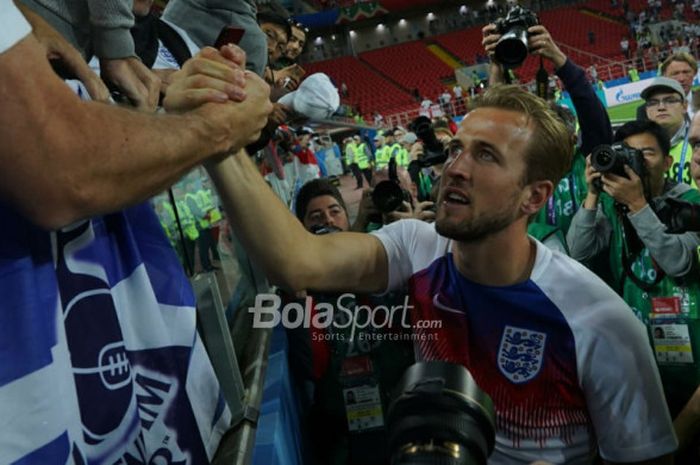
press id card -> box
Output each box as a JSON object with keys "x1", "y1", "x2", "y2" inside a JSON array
[
  {"x1": 652, "y1": 324, "x2": 694, "y2": 364},
  {"x1": 343, "y1": 384, "x2": 384, "y2": 432}
]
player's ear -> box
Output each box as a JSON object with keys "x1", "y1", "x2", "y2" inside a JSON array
[{"x1": 521, "y1": 180, "x2": 553, "y2": 216}]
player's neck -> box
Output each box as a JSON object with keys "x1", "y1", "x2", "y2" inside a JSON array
[{"x1": 452, "y1": 226, "x2": 536, "y2": 287}]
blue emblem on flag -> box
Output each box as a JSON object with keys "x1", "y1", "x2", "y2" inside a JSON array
[{"x1": 498, "y1": 326, "x2": 546, "y2": 383}]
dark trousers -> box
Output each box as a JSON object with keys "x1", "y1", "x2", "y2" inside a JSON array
[
  {"x1": 197, "y1": 227, "x2": 219, "y2": 270},
  {"x1": 361, "y1": 168, "x2": 373, "y2": 185},
  {"x1": 350, "y1": 163, "x2": 363, "y2": 188}
]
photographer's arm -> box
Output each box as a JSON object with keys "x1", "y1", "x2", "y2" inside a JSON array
[
  {"x1": 567, "y1": 157, "x2": 611, "y2": 260},
  {"x1": 206, "y1": 151, "x2": 389, "y2": 294},
  {"x1": 527, "y1": 25, "x2": 613, "y2": 153},
  {"x1": 603, "y1": 167, "x2": 699, "y2": 277},
  {"x1": 0, "y1": 36, "x2": 266, "y2": 229},
  {"x1": 481, "y1": 24, "x2": 505, "y2": 86},
  {"x1": 627, "y1": 204, "x2": 700, "y2": 276}
]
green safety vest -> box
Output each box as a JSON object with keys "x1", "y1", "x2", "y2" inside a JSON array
[
  {"x1": 602, "y1": 187, "x2": 700, "y2": 417},
  {"x1": 345, "y1": 142, "x2": 358, "y2": 165},
  {"x1": 169, "y1": 200, "x2": 199, "y2": 241},
  {"x1": 532, "y1": 150, "x2": 588, "y2": 236},
  {"x1": 375, "y1": 145, "x2": 391, "y2": 170},
  {"x1": 354, "y1": 143, "x2": 370, "y2": 169},
  {"x1": 198, "y1": 189, "x2": 222, "y2": 224},
  {"x1": 667, "y1": 137, "x2": 697, "y2": 188},
  {"x1": 628, "y1": 69, "x2": 639, "y2": 82},
  {"x1": 396, "y1": 147, "x2": 410, "y2": 167}
]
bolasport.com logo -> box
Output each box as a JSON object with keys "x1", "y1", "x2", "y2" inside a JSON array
[{"x1": 249, "y1": 293, "x2": 442, "y2": 342}]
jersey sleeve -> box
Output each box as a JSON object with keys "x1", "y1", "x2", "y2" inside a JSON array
[
  {"x1": 371, "y1": 219, "x2": 450, "y2": 293},
  {"x1": 540, "y1": 258, "x2": 678, "y2": 461},
  {"x1": 0, "y1": 1, "x2": 31, "y2": 54}
]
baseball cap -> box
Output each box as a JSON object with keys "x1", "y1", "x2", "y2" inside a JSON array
[
  {"x1": 640, "y1": 77, "x2": 686, "y2": 101},
  {"x1": 400, "y1": 132, "x2": 418, "y2": 144},
  {"x1": 278, "y1": 73, "x2": 340, "y2": 120}
]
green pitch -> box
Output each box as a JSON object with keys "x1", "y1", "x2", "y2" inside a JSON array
[{"x1": 606, "y1": 100, "x2": 640, "y2": 124}]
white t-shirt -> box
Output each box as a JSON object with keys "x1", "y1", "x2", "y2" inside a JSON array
[
  {"x1": 0, "y1": 1, "x2": 32, "y2": 54},
  {"x1": 372, "y1": 219, "x2": 678, "y2": 464}
]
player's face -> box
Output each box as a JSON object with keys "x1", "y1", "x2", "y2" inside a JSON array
[
  {"x1": 436, "y1": 107, "x2": 532, "y2": 242},
  {"x1": 303, "y1": 195, "x2": 350, "y2": 232}
]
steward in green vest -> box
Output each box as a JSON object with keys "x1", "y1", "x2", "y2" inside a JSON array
[
  {"x1": 354, "y1": 142, "x2": 370, "y2": 170},
  {"x1": 568, "y1": 120, "x2": 700, "y2": 424},
  {"x1": 197, "y1": 188, "x2": 222, "y2": 225}
]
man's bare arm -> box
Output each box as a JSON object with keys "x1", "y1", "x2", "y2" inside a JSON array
[
  {"x1": 206, "y1": 151, "x2": 389, "y2": 294},
  {"x1": 0, "y1": 35, "x2": 269, "y2": 229}
]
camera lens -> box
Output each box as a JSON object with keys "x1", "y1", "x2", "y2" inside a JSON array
[
  {"x1": 372, "y1": 181, "x2": 405, "y2": 213},
  {"x1": 495, "y1": 27, "x2": 529, "y2": 67},
  {"x1": 387, "y1": 361, "x2": 496, "y2": 465},
  {"x1": 590, "y1": 145, "x2": 617, "y2": 173}
]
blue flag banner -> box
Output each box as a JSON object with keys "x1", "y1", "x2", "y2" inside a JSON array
[{"x1": 0, "y1": 202, "x2": 230, "y2": 464}]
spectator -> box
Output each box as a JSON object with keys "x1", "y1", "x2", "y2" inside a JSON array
[
  {"x1": 162, "y1": 0, "x2": 268, "y2": 76},
  {"x1": 0, "y1": 3, "x2": 273, "y2": 461},
  {"x1": 287, "y1": 178, "x2": 415, "y2": 464},
  {"x1": 568, "y1": 120, "x2": 700, "y2": 461},
  {"x1": 642, "y1": 77, "x2": 695, "y2": 186},
  {"x1": 206, "y1": 85, "x2": 678, "y2": 464},
  {"x1": 621, "y1": 36, "x2": 631, "y2": 59},
  {"x1": 19, "y1": 0, "x2": 161, "y2": 110}
]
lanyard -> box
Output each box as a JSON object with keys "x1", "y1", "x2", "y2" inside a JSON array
[
  {"x1": 546, "y1": 172, "x2": 578, "y2": 225},
  {"x1": 677, "y1": 127, "x2": 690, "y2": 183}
]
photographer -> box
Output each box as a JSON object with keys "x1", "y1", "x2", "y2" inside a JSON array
[
  {"x1": 567, "y1": 121, "x2": 700, "y2": 455},
  {"x1": 482, "y1": 22, "x2": 613, "y2": 241},
  {"x1": 286, "y1": 179, "x2": 415, "y2": 465}
]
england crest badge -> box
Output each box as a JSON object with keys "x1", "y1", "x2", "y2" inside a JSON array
[{"x1": 498, "y1": 326, "x2": 547, "y2": 384}]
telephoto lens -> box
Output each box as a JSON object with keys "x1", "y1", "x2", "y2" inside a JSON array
[{"x1": 387, "y1": 361, "x2": 496, "y2": 465}]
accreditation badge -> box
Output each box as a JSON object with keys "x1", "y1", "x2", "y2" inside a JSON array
[
  {"x1": 651, "y1": 322, "x2": 694, "y2": 364},
  {"x1": 341, "y1": 355, "x2": 385, "y2": 433}
]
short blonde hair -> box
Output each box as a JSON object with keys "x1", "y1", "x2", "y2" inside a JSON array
[
  {"x1": 473, "y1": 85, "x2": 573, "y2": 187},
  {"x1": 661, "y1": 52, "x2": 698, "y2": 75}
]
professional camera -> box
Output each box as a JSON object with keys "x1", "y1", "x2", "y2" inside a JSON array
[
  {"x1": 372, "y1": 156, "x2": 414, "y2": 213},
  {"x1": 590, "y1": 143, "x2": 646, "y2": 191},
  {"x1": 655, "y1": 198, "x2": 700, "y2": 233},
  {"x1": 493, "y1": 5, "x2": 539, "y2": 68},
  {"x1": 409, "y1": 116, "x2": 448, "y2": 168},
  {"x1": 387, "y1": 361, "x2": 496, "y2": 465}
]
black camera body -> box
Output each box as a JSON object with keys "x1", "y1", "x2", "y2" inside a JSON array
[
  {"x1": 409, "y1": 116, "x2": 448, "y2": 167},
  {"x1": 494, "y1": 5, "x2": 539, "y2": 68},
  {"x1": 372, "y1": 157, "x2": 413, "y2": 213},
  {"x1": 590, "y1": 143, "x2": 646, "y2": 191},
  {"x1": 655, "y1": 198, "x2": 700, "y2": 233}
]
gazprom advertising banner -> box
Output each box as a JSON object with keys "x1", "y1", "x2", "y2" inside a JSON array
[{"x1": 603, "y1": 77, "x2": 655, "y2": 108}]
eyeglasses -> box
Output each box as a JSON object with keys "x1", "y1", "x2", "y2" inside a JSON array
[{"x1": 645, "y1": 96, "x2": 683, "y2": 108}]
